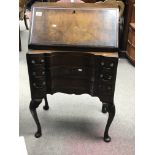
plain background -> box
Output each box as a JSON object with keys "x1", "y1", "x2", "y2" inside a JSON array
[{"x1": 0, "y1": 0, "x2": 155, "y2": 154}]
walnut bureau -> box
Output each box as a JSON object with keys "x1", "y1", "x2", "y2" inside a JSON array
[{"x1": 27, "y1": 2, "x2": 119, "y2": 142}]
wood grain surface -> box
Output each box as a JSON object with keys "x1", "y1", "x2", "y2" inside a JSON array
[{"x1": 29, "y1": 3, "x2": 119, "y2": 49}]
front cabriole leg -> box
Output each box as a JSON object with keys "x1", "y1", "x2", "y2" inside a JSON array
[
  {"x1": 43, "y1": 95, "x2": 49, "y2": 110},
  {"x1": 29, "y1": 99, "x2": 42, "y2": 138},
  {"x1": 102, "y1": 103, "x2": 115, "y2": 142}
]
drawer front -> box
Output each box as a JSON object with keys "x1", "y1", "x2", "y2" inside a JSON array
[
  {"x1": 92, "y1": 82, "x2": 115, "y2": 103},
  {"x1": 30, "y1": 77, "x2": 47, "y2": 99},
  {"x1": 49, "y1": 66, "x2": 93, "y2": 79},
  {"x1": 27, "y1": 53, "x2": 47, "y2": 99},
  {"x1": 31, "y1": 77, "x2": 46, "y2": 89},
  {"x1": 96, "y1": 56, "x2": 118, "y2": 84},
  {"x1": 97, "y1": 83, "x2": 115, "y2": 103},
  {"x1": 27, "y1": 54, "x2": 45, "y2": 66},
  {"x1": 45, "y1": 53, "x2": 93, "y2": 67},
  {"x1": 50, "y1": 78, "x2": 91, "y2": 93},
  {"x1": 31, "y1": 66, "x2": 46, "y2": 77},
  {"x1": 128, "y1": 27, "x2": 135, "y2": 46},
  {"x1": 98, "y1": 71, "x2": 114, "y2": 83},
  {"x1": 94, "y1": 56, "x2": 118, "y2": 101},
  {"x1": 98, "y1": 83, "x2": 114, "y2": 94},
  {"x1": 99, "y1": 57, "x2": 117, "y2": 71},
  {"x1": 27, "y1": 52, "x2": 118, "y2": 101}
]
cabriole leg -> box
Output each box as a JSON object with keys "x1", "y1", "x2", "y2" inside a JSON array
[
  {"x1": 29, "y1": 99, "x2": 42, "y2": 138},
  {"x1": 102, "y1": 103, "x2": 115, "y2": 142},
  {"x1": 43, "y1": 95, "x2": 49, "y2": 110}
]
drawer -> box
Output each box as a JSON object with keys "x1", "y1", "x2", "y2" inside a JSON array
[
  {"x1": 98, "y1": 83, "x2": 114, "y2": 95},
  {"x1": 31, "y1": 77, "x2": 46, "y2": 89},
  {"x1": 49, "y1": 66, "x2": 93, "y2": 79},
  {"x1": 30, "y1": 77, "x2": 47, "y2": 99},
  {"x1": 27, "y1": 54, "x2": 45, "y2": 65},
  {"x1": 45, "y1": 53, "x2": 93, "y2": 67},
  {"x1": 51, "y1": 78, "x2": 90, "y2": 90},
  {"x1": 31, "y1": 87, "x2": 46, "y2": 100},
  {"x1": 128, "y1": 26, "x2": 135, "y2": 46},
  {"x1": 127, "y1": 41, "x2": 135, "y2": 61},
  {"x1": 99, "y1": 57, "x2": 117, "y2": 70},
  {"x1": 31, "y1": 66, "x2": 46, "y2": 77},
  {"x1": 98, "y1": 71, "x2": 114, "y2": 82}
]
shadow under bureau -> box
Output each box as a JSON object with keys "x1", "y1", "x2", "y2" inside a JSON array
[{"x1": 26, "y1": 2, "x2": 119, "y2": 142}]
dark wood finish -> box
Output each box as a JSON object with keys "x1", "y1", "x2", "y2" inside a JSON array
[
  {"x1": 27, "y1": 3, "x2": 119, "y2": 142},
  {"x1": 29, "y1": 2, "x2": 119, "y2": 50},
  {"x1": 27, "y1": 51, "x2": 118, "y2": 101},
  {"x1": 102, "y1": 103, "x2": 115, "y2": 142},
  {"x1": 27, "y1": 51, "x2": 118, "y2": 141},
  {"x1": 29, "y1": 99, "x2": 42, "y2": 138},
  {"x1": 43, "y1": 95, "x2": 49, "y2": 110}
]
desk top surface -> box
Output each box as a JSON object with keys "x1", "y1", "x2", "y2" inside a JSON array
[
  {"x1": 29, "y1": 2, "x2": 119, "y2": 51},
  {"x1": 32, "y1": 2, "x2": 118, "y2": 8},
  {"x1": 28, "y1": 50, "x2": 118, "y2": 58}
]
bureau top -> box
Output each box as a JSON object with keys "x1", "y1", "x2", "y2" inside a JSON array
[
  {"x1": 32, "y1": 2, "x2": 118, "y2": 9},
  {"x1": 29, "y1": 2, "x2": 119, "y2": 51},
  {"x1": 28, "y1": 50, "x2": 118, "y2": 58}
]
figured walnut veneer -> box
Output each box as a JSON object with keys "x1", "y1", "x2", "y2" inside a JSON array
[{"x1": 29, "y1": 3, "x2": 119, "y2": 50}]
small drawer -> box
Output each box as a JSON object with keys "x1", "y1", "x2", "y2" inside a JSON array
[
  {"x1": 31, "y1": 66, "x2": 46, "y2": 77},
  {"x1": 99, "y1": 72, "x2": 113, "y2": 82},
  {"x1": 99, "y1": 57, "x2": 117, "y2": 71},
  {"x1": 49, "y1": 66, "x2": 93, "y2": 79},
  {"x1": 98, "y1": 84, "x2": 114, "y2": 95},
  {"x1": 31, "y1": 87, "x2": 46, "y2": 100},
  {"x1": 32, "y1": 70, "x2": 46, "y2": 77},
  {"x1": 51, "y1": 78, "x2": 90, "y2": 90},
  {"x1": 45, "y1": 53, "x2": 93, "y2": 67},
  {"x1": 27, "y1": 54, "x2": 45, "y2": 65},
  {"x1": 31, "y1": 77, "x2": 46, "y2": 89}
]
